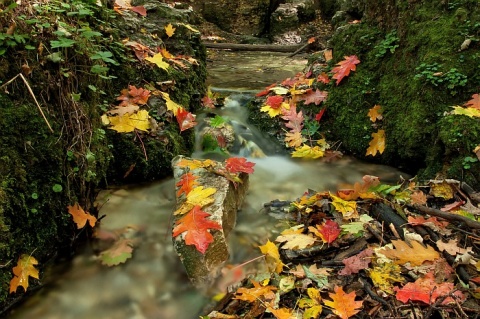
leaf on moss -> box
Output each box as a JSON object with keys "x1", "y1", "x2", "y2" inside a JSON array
[
  {"x1": 107, "y1": 109, "x2": 151, "y2": 132},
  {"x1": 9, "y1": 254, "x2": 39, "y2": 293},
  {"x1": 165, "y1": 23, "x2": 176, "y2": 37},
  {"x1": 145, "y1": 53, "x2": 170, "y2": 71},
  {"x1": 331, "y1": 55, "x2": 360, "y2": 85},
  {"x1": 366, "y1": 129, "x2": 385, "y2": 156},
  {"x1": 68, "y1": 202, "x2": 97, "y2": 229},
  {"x1": 367, "y1": 105, "x2": 383, "y2": 122}
]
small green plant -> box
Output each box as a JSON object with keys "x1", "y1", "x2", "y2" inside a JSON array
[
  {"x1": 374, "y1": 30, "x2": 399, "y2": 58},
  {"x1": 414, "y1": 63, "x2": 467, "y2": 95},
  {"x1": 52, "y1": 184, "x2": 63, "y2": 193},
  {"x1": 462, "y1": 156, "x2": 478, "y2": 169}
]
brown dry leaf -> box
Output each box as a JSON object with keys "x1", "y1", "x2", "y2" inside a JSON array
[
  {"x1": 289, "y1": 264, "x2": 332, "y2": 278},
  {"x1": 380, "y1": 239, "x2": 440, "y2": 266},
  {"x1": 276, "y1": 233, "x2": 316, "y2": 250},
  {"x1": 410, "y1": 190, "x2": 427, "y2": 205},
  {"x1": 67, "y1": 203, "x2": 97, "y2": 229},
  {"x1": 9, "y1": 254, "x2": 39, "y2": 293},
  {"x1": 436, "y1": 239, "x2": 473, "y2": 256},
  {"x1": 323, "y1": 49, "x2": 333, "y2": 62}
]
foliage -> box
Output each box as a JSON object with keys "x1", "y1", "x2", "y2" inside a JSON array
[
  {"x1": 374, "y1": 30, "x2": 399, "y2": 58},
  {"x1": 9, "y1": 254, "x2": 39, "y2": 294},
  {"x1": 414, "y1": 63, "x2": 468, "y2": 95}
]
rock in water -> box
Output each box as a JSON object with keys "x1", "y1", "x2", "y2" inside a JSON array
[{"x1": 171, "y1": 156, "x2": 249, "y2": 288}]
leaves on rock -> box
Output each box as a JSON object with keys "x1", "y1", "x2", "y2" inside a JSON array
[
  {"x1": 9, "y1": 254, "x2": 39, "y2": 293},
  {"x1": 302, "y1": 89, "x2": 328, "y2": 105},
  {"x1": 117, "y1": 85, "x2": 151, "y2": 107},
  {"x1": 174, "y1": 186, "x2": 216, "y2": 215},
  {"x1": 172, "y1": 205, "x2": 222, "y2": 254},
  {"x1": 176, "y1": 172, "x2": 198, "y2": 196},
  {"x1": 145, "y1": 52, "x2": 170, "y2": 71},
  {"x1": 68, "y1": 202, "x2": 97, "y2": 229},
  {"x1": 225, "y1": 157, "x2": 256, "y2": 174},
  {"x1": 323, "y1": 286, "x2": 363, "y2": 319},
  {"x1": 331, "y1": 55, "x2": 361, "y2": 85},
  {"x1": 107, "y1": 109, "x2": 151, "y2": 132},
  {"x1": 176, "y1": 107, "x2": 197, "y2": 132}
]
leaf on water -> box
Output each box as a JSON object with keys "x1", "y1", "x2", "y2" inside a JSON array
[
  {"x1": 176, "y1": 172, "x2": 198, "y2": 196},
  {"x1": 225, "y1": 157, "x2": 255, "y2": 174},
  {"x1": 366, "y1": 129, "x2": 385, "y2": 156},
  {"x1": 174, "y1": 186, "x2": 216, "y2": 215},
  {"x1": 379, "y1": 239, "x2": 440, "y2": 266},
  {"x1": 176, "y1": 107, "x2": 197, "y2": 132},
  {"x1": 259, "y1": 240, "x2": 284, "y2": 274},
  {"x1": 145, "y1": 53, "x2": 170, "y2": 71},
  {"x1": 99, "y1": 238, "x2": 133, "y2": 266},
  {"x1": 323, "y1": 286, "x2": 363, "y2": 319},
  {"x1": 107, "y1": 109, "x2": 151, "y2": 132},
  {"x1": 367, "y1": 105, "x2": 383, "y2": 122},
  {"x1": 67, "y1": 202, "x2": 97, "y2": 229},
  {"x1": 9, "y1": 254, "x2": 39, "y2": 293},
  {"x1": 331, "y1": 55, "x2": 360, "y2": 85},
  {"x1": 172, "y1": 205, "x2": 222, "y2": 254},
  {"x1": 165, "y1": 23, "x2": 176, "y2": 37}
]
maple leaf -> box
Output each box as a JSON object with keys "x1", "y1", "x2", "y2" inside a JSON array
[
  {"x1": 165, "y1": 23, "x2": 176, "y2": 37},
  {"x1": 317, "y1": 72, "x2": 330, "y2": 84},
  {"x1": 108, "y1": 104, "x2": 139, "y2": 116},
  {"x1": 235, "y1": 280, "x2": 277, "y2": 302},
  {"x1": 259, "y1": 240, "x2": 284, "y2": 273},
  {"x1": 308, "y1": 219, "x2": 340, "y2": 244},
  {"x1": 395, "y1": 272, "x2": 465, "y2": 305},
  {"x1": 340, "y1": 214, "x2": 373, "y2": 236},
  {"x1": 266, "y1": 95, "x2": 284, "y2": 109},
  {"x1": 330, "y1": 194, "x2": 358, "y2": 219},
  {"x1": 176, "y1": 107, "x2": 197, "y2": 132},
  {"x1": 368, "y1": 262, "x2": 404, "y2": 294},
  {"x1": 407, "y1": 216, "x2": 449, "y2": 228},
  {"x1": 145, "y1": 53, "x2": 170, "y2": 71},
  {"x1": 379, "y1": 239, "x2": 440, "y2": 266},
  {"x1": 176, "y1": 172, "x2": 198, "y2": 196},
  {"x1": 117, "y1": 85, "x2": 151, "y2": 107},
  {"x1": 174, "y1": 186, "x2": 217, "y2": 215},
  {"x1": 299, "y1": 287, "x2": 322, "y2": 319},
  {"x1": 282, "y1": 104, "x2": 304, "y2": 133},
  {"x1": 261, "y1": 101, "x2": 290, "y2": 117},
  {"x1": 410, "y1": 190, "x2": 427, "y2": 205},
  {"x1": 123, "y1": 39, "x2": 152, "y2": 61},
  {"x1": 276, "y1": 232, "x2": 316, "y2": 250},
  {"x1": 315, "y1": 108, "x2": 326, "y2": 122},
  {"x1": 67, "y1": 202, "x2": 97, "y2": 229},
  {"x1": 367, "y1": 104, "x2": 383, "y2": 122},
  {"x1": 323, "y1": 286, "x2": 363, "y2": 319},
  {"x1": 302, "y1": 89, "x2": 328, "y2": 105},
  {"x1": 339, "y1": 248, "x2": 373, "y2": 275},
  {"x1": 267, "y1": 307, "x2": 294, "y2": 319},
  {"x1": 225, "y1": 157, "x2": 255, "y2": 174},
  {"x1": 366, "y1": 129, "x2": 385, "y2": 156},
  {"x1": 99, "y1": 238, "x2": 133, "y2": 266},
  {"x1": 291, "y1": 144, "x2": 324, "y2": 159},
  {"x1": 331, "y1": 55, "x2": 360, "y2": 85},
  {"x1": 176, "y1": 158, "x2": 216, "y2": 170},
  {"x1": 159, "y1": 91, "x2": 182, "y2": 116},
  {"x1": 464, "y1": 93, "x2": 480, "y2": 109},
  {"x1": 256, "y1": 83, "x2": 277, "y2": 97},
  {"x1": 107, "y1": 109, "x2": 151, "y2": 133},
  {"x1": 172, "y1": 205, "x2": 222, "y2": 254},
  {"x1": 285, "y1": 131, "x2": 304, "y2": 148},
  {"x1": 9, "y1": 254, "x2": 39, "y2": 293},
  {"x1": 159, "y1": 48, "x2": 174, "y2": 59}
]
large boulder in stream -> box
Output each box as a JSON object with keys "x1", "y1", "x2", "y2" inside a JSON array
[{"x1": 171, "y1": 156, "x2": 249, "y2": 288}]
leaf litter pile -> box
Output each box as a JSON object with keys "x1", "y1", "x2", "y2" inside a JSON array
[{"x1": 203, "y1": 176, "x2": 480, "y2": 319}]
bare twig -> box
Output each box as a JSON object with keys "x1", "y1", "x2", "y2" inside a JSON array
[
  {"x1": 409, "y1": 204, "x2": 480, "y2": 229},
  {"x1": 134, "y1": 129, "x2": 148, "y2": 161}
]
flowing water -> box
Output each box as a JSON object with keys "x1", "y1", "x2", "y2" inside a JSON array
[{"x1": 8, "y1": 52, "x2": 406, "y2": 319}]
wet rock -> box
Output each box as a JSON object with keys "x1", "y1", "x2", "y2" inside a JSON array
[
  {"x1": 171, "y1": 156, "x2": 249, "y2": 288},
  {"x1": 270, "y1": 0, "x2": 316, "y2": 37}
]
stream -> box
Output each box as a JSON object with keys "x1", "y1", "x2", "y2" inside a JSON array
[{"x1": 8, "y1": 52, "x2": 406, "y2": 319}]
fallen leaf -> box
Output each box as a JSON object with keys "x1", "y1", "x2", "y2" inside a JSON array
[
  {"x1": 368, "y1": 262, "x2": 404, "y2": 294},
  {"x1": 145, "y1": 53, "x2": 170, "y2": 71},
  {"x1": 410, "y1": 190, "x2": 427, "y2": 205},
  {"x1": 67, "y1": 202, "x2": 97, "y2": 229},
  {"x1": 331, "y1": 55, "x2": 360, "y2": 85},
  {"x1": 379, "y1": 239, "x2": 440, "y2": 266},
  {"x1": 299, "y1": 287, "x2": 322, "y2": 319},
  {"x1": 259, "y1": 240, "x2": 284, "y2": 273},
  {"x1": 464, "y1": 93, "x2": 480, "y2": 109},
  {"x1": 289, "y1": 264, "x2": 332, "y2": 278},
  {"x1": 276, "y1": 232, "x2": 316, "y2": 250},
  {"x1": 291, "y1": 144, "x2": 324, "y2": 159},
  {"x1": 159, "y1": 91, "x2": 182, "y2": 116},
  {"x1": 366, "y1": 129, "x2": 385, "y2": 156},
  {"x1": 317, "y1": 72, "x2": 330, "y2": 84},
  {"x1": 330, "y1": 194, "x2": 358, "y2": 219},
  {"x1": 234, "y1": 280, "x2": 276, "y2": 302},
  {"x1": 176, "y1": 172, "x2": 198, "y2": 196},
  {"x1": 9, "y1": 254, "x2": 39, "y2": 293},
  {"x1": 450, "y1": 105, "x2": 480, "y2": 118},
  {"x1": 429, "y1": 180, "x2": 454, "y2": 200},
  {"x1": 176, "y1": 107, "x2": 197, "y2": 132},
  {"x1": 107, "y1": 109, "x2": 151, "y2": 132},
  {"x1": 225, "y1": 157, "x2": 255, "y2": 174},
  {"x1": 172, "y1": 205, "x2": 222, "y2": 254},
  {"x1": 339, "y1": 248, "x2": 373, "y2": 275},
  {"x1": 367, "y1": 105, "x2": 383, "y2": 122},
  {"x1": 165, "y1": 23, "x2": 176, "y2": 37},
  {"x1": 302, "y1": 89, "x2": 328, "y2": 105},
  {"x1": 267, "y1": 307, "x2": 294, "y2": 319},
  {"x1": 308, "y1": 219, "x2": 340, "y2": 244},
  {"x1": 99, "y1": 238, "x2": 133, "y2": 266},
  {"x1": 436, "y1": 238, "x2": 473, "y2": 256},
  {"x1": 323, "y1": 286, "x2": 363, "y2": 319},
  {"x1": 323, "y1": 49, "x2": 333, "y2": 61},
  {"x1": 174, "y1": 186, "x2": 216, "y2": 215},
  {"x1": 117, "y1": 85, "x2": 151, "y2": 107},
  {"x1": 285, "y1": 131, "x2": 304, "y2": 148},
  {"x1": 176, "y1": 158, "x2": 216, "y2": 170}
]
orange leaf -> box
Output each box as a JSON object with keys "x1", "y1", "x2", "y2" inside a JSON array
[
  {"x1": 317, "y1": 72, "x2": 330, "y2": 84},
  {"x1": 176, "y1": 172, "x2": 198, "y2": 196},
  {"x1": 366, "y1": 129, "x2": 385, "y2": 156},
  {"x1": 331, "y1": 55, "x2": 360, "y2": 85},
  {"x1": 285, "y1": 131, "x2": 303, "y2": 148},
  {"x1": 380, "y1": 239, "x2": 440, "y2": 266},
  {"x1": 464, "y1": 93, "x2": 480, "y2": 110},
  {"x1": 176, "y1": 107, "x2": 197, "y2": 132},
  {"x1": 225, "y1": 157, "x2": 255, "y2": 174},
  {"x1": 307, "y1": 37, "x2": 316, "y2": 44},
  {"x1": 172, "y1": 205, "x2": 222, "y2": 254},
  {"x1": 266, "y1": 95, "x2": 284, "y2": 109},
  {"x1": 302, "y1": 89, "x2": 328, "y2": 105},
  {"x1": 117, "y1": 85, "x2": 151, "y2": 107},
  {"x1": 367, "y1": 105, "x2": 383, "y2": 122},
  {"x1": 267, "y1": 307, "x2": 294, "y2": 319},
  {"x1": 410, "y1": 190, "x2": 427, "y2": 205},
  {"x1": 67, "y1": 203, "x2": 97, "y2": 229},
  {"x1": 309, "y1": 219, "x2": 340, "y2": 244},
  {"x1": 9, "y1": 254, "x2": 39, "y2": 293},
  {"x1": 234, "y1": 280, "x2": 276, "y2": 302},
  {"x1": 323, "y1": 286, "x2": 363, "y2": 319},
  {"x1": 323, "y1": 49, "x2": 333, "y2": 62}
]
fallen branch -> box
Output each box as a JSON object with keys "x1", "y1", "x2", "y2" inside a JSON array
[
  {"x1": 409, "y1": 204, "x2": 480, "y2": 229},
  {"x1": 204, "y1": 42, "x2": 303, "y2": 53}
]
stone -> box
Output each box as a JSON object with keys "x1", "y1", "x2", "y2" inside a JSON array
[{"x1": 171, "y1": 156, "x2": 249, "y2": 288}]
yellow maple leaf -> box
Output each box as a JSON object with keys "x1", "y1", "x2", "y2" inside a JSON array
[
  {"x1": 367, "y1": 105, "x2": 383, "y2": 122},
  {"x1": 451, "y1": 105, "x2": 480, "y2": 118},
  {"x1": 379, "y1": 239, "x2": 440, "y2": 266},
  {"x1": 174, "y1": 186, "x2": 216, "y2": 215},
  {"x1": 164, "y1": 23, "x2": 176, "y2": 37},
  {"x1": 323, "y1": 286, "x2": 363, "y2": 319},
  {"x1": 429, "y1": 180, "x2": 454, "y2": 200},
  {"x1": 299, "y1": 287, "x2": 323, "y2": 319},
  {"x1": 260, "y1": 101, "x2": 290, "y2": 117},
  {"x1": 291, "y1": 144, "x2": 325, "y2": 159},
  {"x1": 159, "y1": 91, "x2": 182, "y2": 116},
  {"x1": 285, "y1": 131, "x2": 303, "y2": 148},
  {"x1": 9, "y1": 254, "x2": 39, "y2": 293},
  {"x1": 366, "y1": 129, "x2": 385, "y2": 156},
  {"x1": 176, "y1": 158, "x2": 216, "y2": 170},
  {"x1": 145, "y1": 53, "x2": 170, "y2": 71},
  {"x1": 235, "y1": 280, "x2": 277, "y2": 302},
  {"x1": 368, "y1": 262, "x2": 404, "y2": 294},
  {"x1": 107, "y1": 109, "x2": 151, "y2": 132},
  {"x1": 259, "y1": 240, "x2": 284, "y2": 273},
  {"x1": 330, "y1": 193, "x2": 358, "y2": 219}
]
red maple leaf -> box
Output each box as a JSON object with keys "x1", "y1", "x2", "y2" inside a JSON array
[
  {"x1": 176, "y1": 108, "x2": 197, "y2": 132},
  {"x1": 317, "y1": 72, "x2": 330, "y2": 84},
  {"x1": 225, "y1": 157, "x2": 255, "y2": 174},
  {"x1": 331, "y1": 55, "x2": 360, "y2": 85},
  {"x1": 282, "y1": 105, "x2": 304, "y2": 133},
  {"x1": 395, "y1": 272, "x2": 466, "y2": 305},
  {"x1": 315, "y1": 219, "x2": 340, "y2": 243},
  {"x1": 266, "y1": 95, "x2": 284, "y2": 109},
  {"x1": 302, "y1": 89, "x2": 328, "y2": 105},
  {"x1": 256, "y1": 83, "x2": 277, "y2": 97},
  {"x1": 339, "y1": 248, "x2": 373, "y2": 275},
  {"x1": 117, "y1": 85, "x2": 151, "y2": 106},
  {"x1": 172, "y1": 205, "x2": 222, "y2": 254},
  {"x1": 201, "y1": 95, "x2": 215, "y2": 109},
  {"x1": 176, "y1": 172, "x2": 198, "y2": 196},
  {"x1": 464, "y1": 93, "x2": 480, "y2": 109}
]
